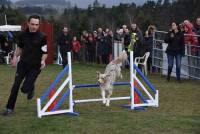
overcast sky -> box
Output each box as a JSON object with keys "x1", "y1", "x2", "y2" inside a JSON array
[{"x1": 11, "y1": 0, "x2": 151, "y2": 8}]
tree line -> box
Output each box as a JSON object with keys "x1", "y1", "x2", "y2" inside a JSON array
[{"x1": 0, "y1": 0, "x2": 199, "y2": 38}]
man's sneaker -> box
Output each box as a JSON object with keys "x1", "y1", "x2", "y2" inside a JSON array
[
  {"x1": 2, "y1": 109, "x2": 13, "y2": 116},
  {"x1": 27, "y1": 91, "x2": 34, "y2": 100}
]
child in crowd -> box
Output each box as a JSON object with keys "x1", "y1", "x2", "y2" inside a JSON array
[{"x1": 72, "y1": 36, "x2": 81, "y2": 63}]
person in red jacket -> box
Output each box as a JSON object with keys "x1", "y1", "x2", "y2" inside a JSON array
[
  {"x1": 184, "y1": 20, "x2": 199, "y2": 77},
  {"x1": 184, "y1": 20, "x2": 198, "y2": 55},
  {"x1": 72, "y1": 36, "x2": 81, "y2": 63}
]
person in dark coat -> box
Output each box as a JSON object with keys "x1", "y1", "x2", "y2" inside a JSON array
[
  {"x1": 130, "y1": 23, "x2": 144, "y2": 57},
  {"x1": 102, "y1": 31, "x2": 113, "y2": 64},
  {"x1": 81, "y1": 31, "x2": 89, "y2": 62},
  {"x1": 124, "y1": 28, "x2": 131, "y2": 53},
  {"x1": 3, "y1": 15, "x2": 48, "y2": 115},
  {"x1": 194, "y1": 17, "x2": 200, "y2": 56},
  {"x1": 144, "y1": 25, "x2": 156, "y2": 72},
  {"x1": 57, "y1": 26, "x2": 71, "y2": 68},
  {"x1": 96, "y1": 28, "x2": 104, "y2": 64},
  {"x1": 164, "y1": 22, "x2": 185, "y2": 82},
  {"x1": 87, "y1": 34, "x2": 96, "y2": 63},
  {"x1": 194, "y1": 17, "x2": 200, "y2": 77},
  {"x1": 123, "y1": 28, "x2": 131, "y2": 68}
]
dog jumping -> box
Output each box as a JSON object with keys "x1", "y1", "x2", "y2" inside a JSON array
[{"x1": 97, "y1": 50, "x2": 128, "y2": 106}]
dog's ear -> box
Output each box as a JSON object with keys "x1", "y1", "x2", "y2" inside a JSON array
[{"x1": 96, "y1": 71, "x2": 101, "y2": 77}]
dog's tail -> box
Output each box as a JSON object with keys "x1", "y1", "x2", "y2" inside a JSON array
[{"x1": 113, "y1": 50, "x2": 128, "y2": 64}]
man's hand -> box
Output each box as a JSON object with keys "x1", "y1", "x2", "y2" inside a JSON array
[
  {"x1": 40, "y1": 60, "x2": 46, "y2": 69},
  {"x1": 41, "y1": 54, "x2": 47, "y2": 69},
  {"x1": 11, "y1": 56, "x2": 18, "y2": 67},
  {"x1": 11, "y1": 47, "x2": 22, "y2": 67}
]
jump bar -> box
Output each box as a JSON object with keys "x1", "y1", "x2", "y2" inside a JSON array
[
  {"x1": 74, "y1": 96, "x2": 131, "y2": 103},
  {"x1": 74, "y1": 82, "x2": 130, "y2": 88}
]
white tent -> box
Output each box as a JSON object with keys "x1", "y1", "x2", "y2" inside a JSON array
[
  {"x1": 0, "y1": 25, "x2": 21, "y2": 31},
  {"x1": 0, "y1": 14, "x2": 21, "y2": 32}
]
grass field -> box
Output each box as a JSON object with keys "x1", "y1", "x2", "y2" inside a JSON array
[{"x1": 0, "y1": 63, "x2": 200, "y2": 134}]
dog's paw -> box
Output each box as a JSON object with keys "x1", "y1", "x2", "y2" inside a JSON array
[
  {"x1": 106, "y1": 101, "x2": 110, "y2": 107},
  {"x1": 106, "y1": 103, "x2": 110, "y2": 107},
  {"x1": 103, "y1": 100, "x2": 106, "y2": 104}
]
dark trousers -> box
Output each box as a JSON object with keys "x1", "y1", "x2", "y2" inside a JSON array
[
  {"x1": 88, "y1": 51, "x2": 95, "y2": 63},
  {"x1": 6, "y1": 61, "x2": 41, "y2": 110},
  {"x1": 102, "y1": 54, "x2": 109, "y2": 64},
  {"x1": 60, "y1": 48, "x2": 68, "y2": 68},
  {"x1": 59, "y1": 45, "x2": 70, "y2": 68},
  {"x1": 147, "y1": 57, "x2": 152, "y2": 72},
  {"x1": 73, "y1": 52, "x2": 80, "y2": 62},
  {"x1": 167, "y1": 54, "x2": 182, "y2": 80}
]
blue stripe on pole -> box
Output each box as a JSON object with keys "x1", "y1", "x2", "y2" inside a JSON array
[
  {"x1": 40, "y1": 65, "x2": 69, "y2": 102},
  {"x1": 51, "y1": 88, "x2": 70, "y2": 111},
  {"x1": 134, "y1": 87, "x2": 147, "y2": 103},
  {"x1": 113, "y1": 82, "x2": 130, "y2": 86},
  {"x1": 133, "y1": 64, "x2": 157, "y2": 94},
  {"x1": 74, "y1": 82, "x2": 130, "y2": 88},
  {"x1": 75, "y1": 84, "x2": 99, "y2": 88}
]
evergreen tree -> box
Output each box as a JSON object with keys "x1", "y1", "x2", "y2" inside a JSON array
[
  {"x1": 93, "y1": 0, "x2": 100, "y2": 8},
  {"x1": 156, "y1": 0, "x2": 163, "y2": 6}
]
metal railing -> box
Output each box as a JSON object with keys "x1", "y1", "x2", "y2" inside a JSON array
[{"x1": 153, "y1": 30, "x2": 200, "y2": 79}]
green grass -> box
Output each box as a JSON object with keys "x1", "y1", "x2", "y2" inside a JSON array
[{"x1": 0, "y1": 63, "x2": 200, "y2": 134}]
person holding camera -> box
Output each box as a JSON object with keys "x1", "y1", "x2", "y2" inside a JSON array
[{"x1": 164, "y1": 22, "x2": 185, "y2": 82}]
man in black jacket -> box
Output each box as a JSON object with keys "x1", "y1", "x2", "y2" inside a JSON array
[
  {"x1": 3, "y1": 15, "x2": 48, "y2": 115},
  {"x1": 57, "y1": 26, "x2": 71, "y2": 68}
]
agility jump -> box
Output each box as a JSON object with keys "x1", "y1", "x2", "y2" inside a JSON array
[{"x1": 37, "y1": 51, "x2": 159, "y2": 118}]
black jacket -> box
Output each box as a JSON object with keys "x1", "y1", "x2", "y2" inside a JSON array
[
  {"x1": 57, "y1": 33, "x2": 71, "y2": 52},
  {"x1": 18, "y1": 30, "x2": 47, "y2": 68},
  {"x1": 194, "y1": 26, "x2": 200, "y2": 45},
  {"x1": 103, "y1": 35, "x2": 113, "y2": 55},
  {"x1": 144, "y1": 36, "x2": 153, "y2": 57},
  {"x1": 124, "y1": 33, "x2": 131, "y2": 47},
  {"x1": 164, "y1": 30, "x2": 185, "y2": 55}
]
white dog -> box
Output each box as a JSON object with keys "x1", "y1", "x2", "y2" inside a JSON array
[{"x1": 97, "y1": 50, "x2": 127, "y2": 106}]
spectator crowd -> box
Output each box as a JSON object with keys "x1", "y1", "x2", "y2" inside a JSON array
[
  {"x1": 56, "y1": 17, "x2": 200, "y2": 78},
  {"x1": 1, "y1": 17, "x2": 200, "y2": 79}
]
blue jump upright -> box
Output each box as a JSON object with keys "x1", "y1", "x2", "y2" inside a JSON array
[
  {"x1": 37, "y1": 52, "x2": 77, "y2": 118},
  {"x1": 124, "y1": 51, "x2": 159, "y2": 110}
]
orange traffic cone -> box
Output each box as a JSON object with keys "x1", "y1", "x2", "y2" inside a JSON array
[
  {"x1": 47, "y1": 88, "x2": 57, "y2": 111},
  {"x1": 134, "y1": 80, "x2": 140, "y2": 104}
]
